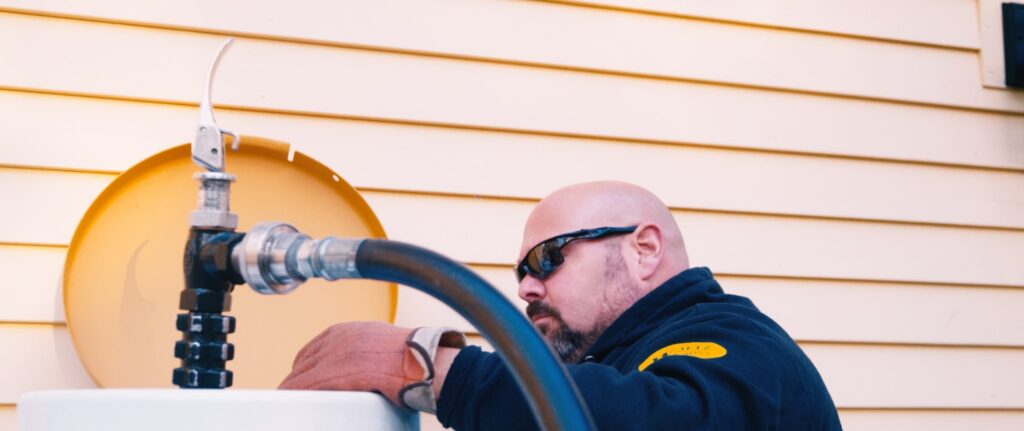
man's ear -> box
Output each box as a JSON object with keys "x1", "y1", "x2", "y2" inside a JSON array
[{"x1": 633, "y1": 224, "x2": 663, "y2": 281}]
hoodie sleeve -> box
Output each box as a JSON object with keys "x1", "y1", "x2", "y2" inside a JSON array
[{"x1": 436, "y1": 314, "x2": 814, "y2": 431}]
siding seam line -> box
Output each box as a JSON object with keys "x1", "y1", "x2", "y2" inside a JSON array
[
  {"x1": 3, "y1": 165, "x2": 1024, "y2": 233},
  {"x1": 539, "y1": 0, "x2": 980, "y2": 51},
  {"x1": 465, "y1": 262, "x2": 1024, "y2": 290},
  {"x1": 2, "y1": 86, "x2": 1023, "y2": 174},
  {"x1": 2, "y1": 242, "x2": 1017, "y2": 290},
  {"x1": 355, "y1": 187, "x2": 1024, "y2": 233},
  {"x1": 0, "y1": 10, "x2": 1017, "y2": 116},
  {"x1": 3, "y1": 322, "x2": 1024, "y2": 350}
]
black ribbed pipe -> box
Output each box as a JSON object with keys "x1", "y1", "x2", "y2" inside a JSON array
[{"x1": 355, "y1": 239, "x2": 595, "y2": 431}]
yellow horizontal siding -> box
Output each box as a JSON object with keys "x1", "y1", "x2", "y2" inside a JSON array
[
  {"x1": 0, "y1": 0, "x2": 980, "y2": 51},
  {"x1": 0, "y1": 245, "x2": 64, "y2": 323},
  {"x1": 837, "y1": 409, "x2": 1024, "y2": 431},
  {"x1": 3, "y1": 169, "x2": 1022, "y2": 287},
  {"x1": 0, "y1": 324, "x2": 96, "y2": 404},
  {"x1": 808, "y1": 343, "x2": 1024, "y2": 408},
  {"x1": 4, "y1": 93, "x2": 1024, "y2": 229},
  {"x1": 6, "y1": 242, "x2": 1024, "y2": 347},
  {"x1": 553, "y1": 0, "x2": 980, "y2": 49},
  {"x1": 362, "y1": 191, "x2": 1024, "y2": 286},
  {"x1": 1, "y1": 14, "x2": 1023, "y2": 169},
  {"x1": 6, "y1": 87, "x2": 1023, "y2": 175},
  {"x1": 715, "y1": 276, "x2": 1024, "y2": 347},
  {"x1": 0, "y1": 168, "x2": 113, "y2": 245},
  {"x1": 3, "y1": 325, "x2": 1022, "y2": 408},
  {"x1": 0, "y1": 406, "x2": 15, "y2": 431},
  {"x1": 0, "y1": 3, "x2": 999, "y2": 112},
  {"x1": 2, "y1": 2, "x2": 1020, "y2": 428},
  {"x1": 395, "y1": 267, "x2": 1024, "y2": 348}
]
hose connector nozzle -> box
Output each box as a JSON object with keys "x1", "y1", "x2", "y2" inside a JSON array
[{"x1": 232, "y1": 222, "x2": 364, "y2": 295}]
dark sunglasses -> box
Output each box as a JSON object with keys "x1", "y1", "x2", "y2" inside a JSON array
[{"x1": 515, "y1": 225, "x2": 638, "y2": 283}]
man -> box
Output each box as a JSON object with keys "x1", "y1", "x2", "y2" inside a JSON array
[{"x1": 281, "y1": 181, "x2": 842, "y2": 430}]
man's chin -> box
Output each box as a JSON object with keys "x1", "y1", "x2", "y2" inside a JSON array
[{"x1": 535, "y1": 319, "x2": 555, "y2": 336}]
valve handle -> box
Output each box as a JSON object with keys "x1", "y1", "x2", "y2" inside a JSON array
[{"x1": 192, "y1": 38, "x2": 239, "y2": 172}]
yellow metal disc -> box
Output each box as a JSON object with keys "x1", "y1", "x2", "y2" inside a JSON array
[{"x1": 63, "y1": 136, "x2": 395, "y2": 389}]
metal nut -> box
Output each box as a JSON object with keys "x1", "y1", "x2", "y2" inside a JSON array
[
  {"x1": 190, "y1": 210, "x2": 238, "y2": 230},
  {"x1": 179, "y1": 289, "x2": 232, "y2": 313},
  {"x1": 176, "y1": 313, "x2": 236, "y2": 334},
  {"x1": 172, "y1": 367, "x2": 233, "y2": 389},
  {"x1": 175, "y1": 340, "x2": 235, "y2": 361}
]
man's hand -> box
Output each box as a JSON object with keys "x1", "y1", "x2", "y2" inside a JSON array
[{"x1": 279, "y1": 321, "x2": 424, "y2": 407}]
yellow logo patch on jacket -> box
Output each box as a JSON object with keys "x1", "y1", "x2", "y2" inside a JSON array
[{"x1": 638, "y1": 342, "x2": 727, "y2": 372}]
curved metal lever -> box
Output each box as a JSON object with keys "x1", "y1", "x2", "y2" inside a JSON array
[{"x1": 193, "y1": 38, "x2": 240, "y2": 172}]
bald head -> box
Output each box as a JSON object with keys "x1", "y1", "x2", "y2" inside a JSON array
[
  {"x1": 521, "y1": 181, "x2": 689, "y2": 290},
  {"x1": 516, "y1": 182, "x2": 689, "y2": 361},
  {"x1": 515, "y1": 182, "x2": 690, "y2": 361}
]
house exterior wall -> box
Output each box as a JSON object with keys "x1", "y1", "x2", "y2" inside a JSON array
[{"x1": 1, "y1": 1, "x2": 1022, "y2": 429}]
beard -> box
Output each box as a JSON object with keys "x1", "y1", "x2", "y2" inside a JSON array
[
  {"x1": 525, "y1": 243, "x2": 638, "y2": 363},
  {"x1": 526, "y1": 301, "x2": 605, "y2": 363}
]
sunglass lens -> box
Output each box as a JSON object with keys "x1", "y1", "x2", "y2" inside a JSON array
[{"x1": 526, "y1": 244, "x2": 547, "y2": 277}]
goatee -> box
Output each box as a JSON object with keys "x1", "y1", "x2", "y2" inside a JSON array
[{"x1": 527, "y1": 301, "x2": 604, "y2": 363}]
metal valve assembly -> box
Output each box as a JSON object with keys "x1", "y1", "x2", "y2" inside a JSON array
[
  {"x1": 171, "y1": 38, "x2": 595, "y2": 430},
  {"x1": 173, "y1": 38, "x2": 243, "y2": 389}
]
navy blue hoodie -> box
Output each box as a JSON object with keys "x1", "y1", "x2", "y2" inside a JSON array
[{"x1": 436, "y1": 267, "x2": 842, "y2": 430}]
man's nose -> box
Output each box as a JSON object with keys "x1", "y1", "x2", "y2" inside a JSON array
[{"x1": 518, "y1": 275, "x2": 547, "y2": 302}]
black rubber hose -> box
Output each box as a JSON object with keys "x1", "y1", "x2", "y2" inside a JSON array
[{"x1": 355, "y1": 239, "x2": 596, "y2": 431}]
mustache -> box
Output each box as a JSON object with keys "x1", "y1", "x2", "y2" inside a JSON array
[{"x1": 526, "y1": 301, "x2": 561, "y2": 321}]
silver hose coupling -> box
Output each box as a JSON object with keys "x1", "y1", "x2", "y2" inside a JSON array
[
  {"x1": 190, "y1": 172, "x2": 238, "y2": 229},
  {"x1": 231, "y1": 222, "x2": 365, "y2": 295}
]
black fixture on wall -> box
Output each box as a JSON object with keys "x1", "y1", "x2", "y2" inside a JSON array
[{"x1": 1003, "y1": 3, "x2": 1024, "y2": 87}]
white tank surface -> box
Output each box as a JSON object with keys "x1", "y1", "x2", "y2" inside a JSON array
[{"x1": 18, "y1": 389, "x2": 418, "y2": 431}]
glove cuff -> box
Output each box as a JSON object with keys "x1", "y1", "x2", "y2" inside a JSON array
[{"x1": 399, "y1": 327, "x2": 466, "y2": 414}]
